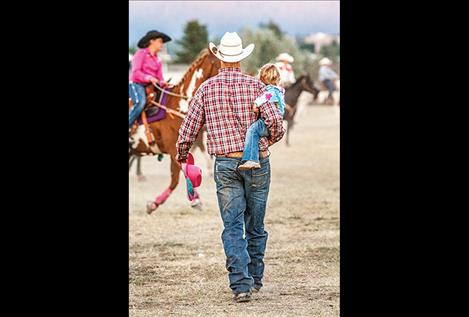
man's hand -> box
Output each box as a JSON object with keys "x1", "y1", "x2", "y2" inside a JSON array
[{"x1": 175, "y1": 153, "x2": 187, "y2": 164}]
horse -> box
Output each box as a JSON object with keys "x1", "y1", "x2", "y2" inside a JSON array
[
  {"x1": 129, "y1": 48, "x2": 221, "y2": 213},
  {"x1": 283, "y1": 74, "x2": 320, "y2": 146}
]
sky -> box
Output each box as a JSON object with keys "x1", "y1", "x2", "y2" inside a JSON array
[{"x1": 129, "y1": 0, "x2": 340, "y2": 46}]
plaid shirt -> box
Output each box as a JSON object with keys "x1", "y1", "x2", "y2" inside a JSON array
[{"x1": 177, "y1": 67, "x2": 285, "y2": 160}]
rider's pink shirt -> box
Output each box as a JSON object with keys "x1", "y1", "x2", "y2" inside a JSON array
[{"x1": 129, "y1": 48, "x2": 164, "y2": 84}]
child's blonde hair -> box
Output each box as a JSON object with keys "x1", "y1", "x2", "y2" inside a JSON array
[{"x1": 258, "y1": 63, "x2": 281, "y2": 85}]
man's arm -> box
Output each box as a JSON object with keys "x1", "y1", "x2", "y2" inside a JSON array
[{"x1": 176, "y1": 89, "x2": 205, "y2": 162}]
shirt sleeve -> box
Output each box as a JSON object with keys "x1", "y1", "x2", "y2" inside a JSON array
[
  {"x1": 155, "y1": 57, "x2": 164, "y2": 83},
  {"x1": 254, "y1": 87, "x2": 279, "y2": 106},
  {"x1": 258, "y1": 86, "x2": 285, "y2": 145},
  {"x1": 254, "y1": 93, "x2": 269, "y2": 107},
  {"x1": 276, "y1": 89, "x2": 286, "y2": 116},
  {"x1": 177, "y1": 88, "x2": 206, "y2": 160}
]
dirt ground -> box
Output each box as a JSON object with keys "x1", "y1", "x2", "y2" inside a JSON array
[{"x1": 129, "y1": 95, "x2": 340, "y2": 316}]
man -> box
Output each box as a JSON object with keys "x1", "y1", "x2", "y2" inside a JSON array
[
  {"x1": 275, "y1": 52, "x2": 296, "y2": 87},
  {"x1": 176, "y1": 32, "x2": 285, "y2": 302},
  {"x1": 318, "y1": 57, "x2": 339, "y2": 104}
]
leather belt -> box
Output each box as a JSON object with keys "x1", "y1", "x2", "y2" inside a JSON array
[{"x1": 216, "y1": 151, "x2": 269, "y2": 158}]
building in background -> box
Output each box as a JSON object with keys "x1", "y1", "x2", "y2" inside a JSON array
[{"x1": 303, "y1": 32, "x2": 340, "y2": 54}]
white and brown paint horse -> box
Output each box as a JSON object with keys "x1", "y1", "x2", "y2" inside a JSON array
[{"x1": 129, "y1": 48, "x2": 221, "y2": 212}]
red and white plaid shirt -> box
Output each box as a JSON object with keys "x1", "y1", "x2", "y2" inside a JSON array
[{"x1": 177, "y1": 67, "x2": 285, "y2": 159}]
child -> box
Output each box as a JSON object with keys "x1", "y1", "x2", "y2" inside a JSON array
[{"x1": 238, "y1": 63, "x2": 286, "y2": 170}]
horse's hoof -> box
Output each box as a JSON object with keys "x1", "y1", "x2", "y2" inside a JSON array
[
  {"x1": 137, "y1": 175, "x2": 146, "y2": 182},
  {"x1": 190, "y1": 199, "x2": 203, "y2": 211},
  {"x1": 146, "y1": 201, "x2": 158, "y2": 214}
]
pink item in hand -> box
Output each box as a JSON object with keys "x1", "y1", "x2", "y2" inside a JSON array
[{"x1": 181, "y1": 153, "x2": 202, "y2": 188}]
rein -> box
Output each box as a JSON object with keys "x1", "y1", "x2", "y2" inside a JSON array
[
  {"x1": 149, "y1": 100, "x2": 186, "y2": 119},
  {"x1": 153, "y1": 83, "x2": 191, "y2": 100}
]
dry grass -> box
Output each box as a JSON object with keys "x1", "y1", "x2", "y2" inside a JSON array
[{"x1": 129, "y1": 95, "x2": 339, "y2": 316}]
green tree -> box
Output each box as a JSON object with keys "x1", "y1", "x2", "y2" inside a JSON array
[
  {"x1": 240, "y1": 27, "x2": 314, "y2": 78},
  {"x1": 319, "y1": 40, "x2": 340, "y2": 62},
  {"x1": 299, "y1": 42, "x2": 315, "y2": 53},
  {"x1": 259, "y1": 20, "x2": 284, "y2": 39},
  {"x1": 129, "y1": 46, "x2": 137, "y2": 55},
  {"x1": 174, "y1": 20, "x2": 209, "y2": 63}
]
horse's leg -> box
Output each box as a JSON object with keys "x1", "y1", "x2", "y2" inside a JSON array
[
  {"x1": 287, "y1": 116, "x2": 296, "y2": 146},
  {"x1": 136, "y1": 156, "x2": 141, "y2": 175},
  {"x1": 333, "y1": 91, "x2": 340, "y2": 106},
  {"x1": 136, "y1": 156, "x2": 146, "y2": 182},
  {"x1": 146, "y1": 131, "x2": 181, "y2": 213},
  {"x1": 129, "y1": 155, "x2": 135, "y2": 171}
]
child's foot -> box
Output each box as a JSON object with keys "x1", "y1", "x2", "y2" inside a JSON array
[{"x1": 238, "y1": 160, "x2": 261, "y2": 170}]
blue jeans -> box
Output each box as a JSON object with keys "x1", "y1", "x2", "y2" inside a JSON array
[
  {"x1": 214, "y1": 156, "x2": 271, "y2": 294},
  {"x1": 323, "y1": 79, "x2": 336, "y2": 99},
  {"x1": 128, "y1": 83, "x2": 146, "y2": 128},
  {"x1": 241, "y1": 119, "x2": 269, "y2": 163}
]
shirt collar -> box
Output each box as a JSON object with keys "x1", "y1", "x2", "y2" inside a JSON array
[
  {"x1": 142, "y1": 47, "x2": 158, "y2": 57},
  {"x1": 219, "y1": 67, "x2": 241, "y2": 73}
]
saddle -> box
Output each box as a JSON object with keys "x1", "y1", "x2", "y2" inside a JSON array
[
  {"x1": 139, "y1": 84, "x2": 168, "y2": 123},
  {"x1": 129, "y1": 84, "x2": 168, "y2": 147},
  {"x1": 145, "y1": 105, "x2": 160, "y2": 117}
]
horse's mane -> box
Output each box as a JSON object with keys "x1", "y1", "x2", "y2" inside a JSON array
[
  {"x1": 287, "y1": 74, "x2": 310, "y2": 89},
  {"x1": 175, "y1": 48, "x2": 210, "y2": 87}
]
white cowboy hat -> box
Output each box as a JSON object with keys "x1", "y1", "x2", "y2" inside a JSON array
[
  {"x1": 319, "y1": 57, "x2": 332, "y2": 66},
  {"x1": 276, "y1": 53, "x2": 294, "y2": 63},
  {"x1": 209, "y1": 32, "x2": 255, "y2": 63}
]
